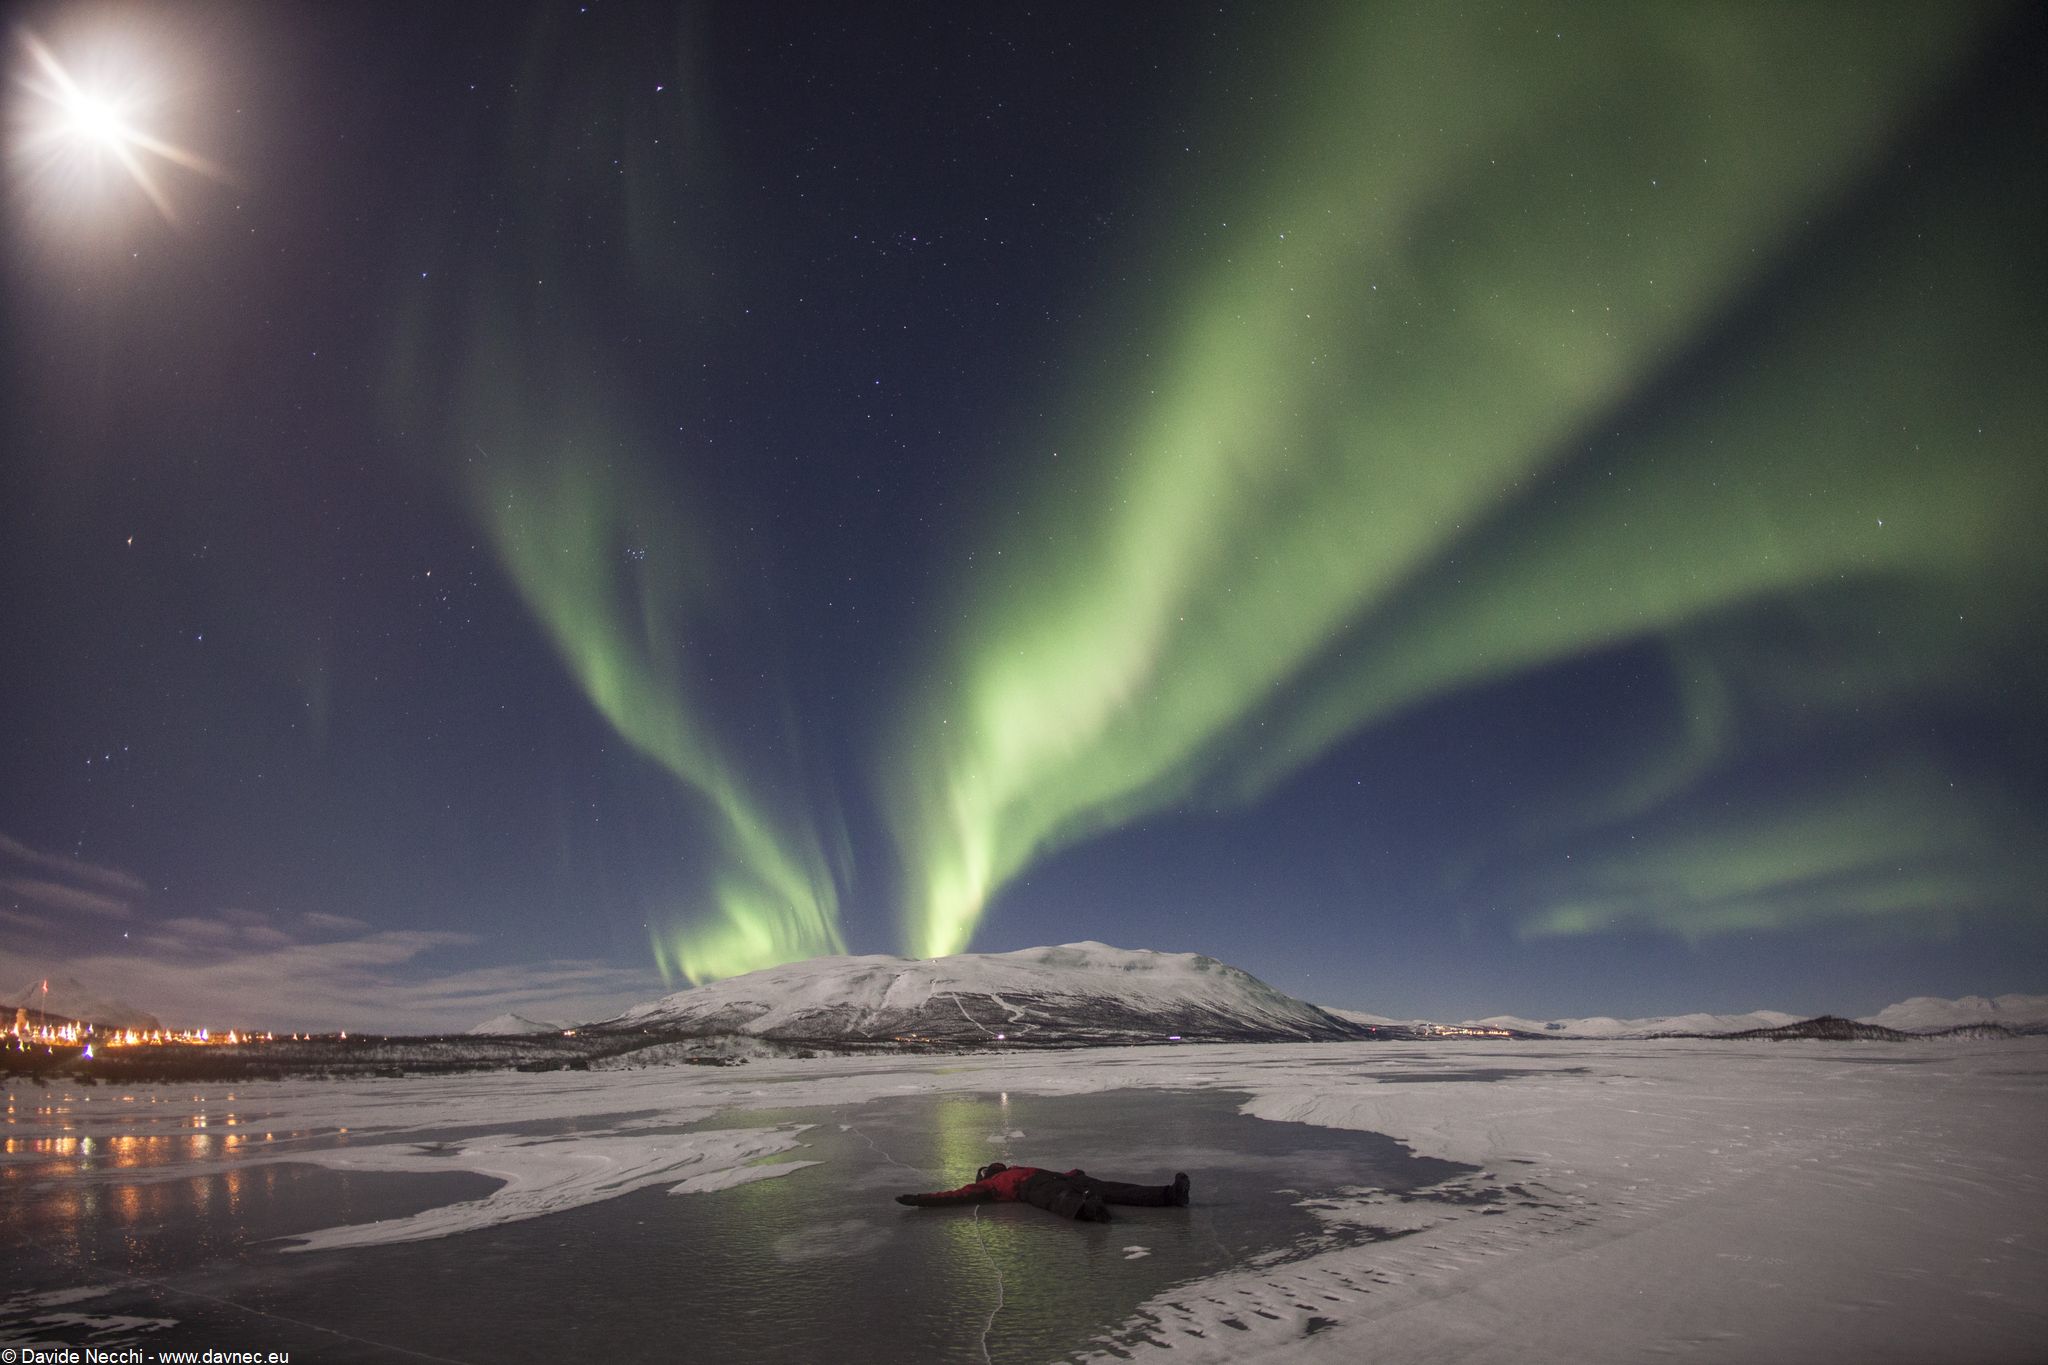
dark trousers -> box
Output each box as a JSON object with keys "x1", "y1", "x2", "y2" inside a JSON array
[{"x1": 1017, "y1": 1170, "x2": 1175, "y2": 1218}]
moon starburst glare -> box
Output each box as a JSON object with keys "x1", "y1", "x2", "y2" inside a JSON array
[{"x1": 11, "y1": 28, "x2": 222, "y2": 225}]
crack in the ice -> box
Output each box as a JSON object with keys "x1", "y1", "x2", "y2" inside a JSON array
[
  {"x1": 846, "y1": 1117, "x2": 1006, "y2": 1365},
  {"x1": 968, "y1": 1114, "x2": 1023, "y2": 1364},
  {"x1": 841, "y1": 1119, "x2": 923, "y2": 1178},
  {"x1": 1198, "y1": 1203, "x2": 1235, "y2": 1263},
  {"x1": 969, "y1": 1205, "x2": 1004, "y2": 1365}
]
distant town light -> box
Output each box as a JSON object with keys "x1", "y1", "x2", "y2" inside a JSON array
[{"x1": 7, "y1": 1008, "x2": 267, "y2": 1052}]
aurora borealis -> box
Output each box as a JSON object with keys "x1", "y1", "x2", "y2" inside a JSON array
[
  {"x1": 2, "y1": 1, "x2": 2042, "y2": 1027},
  {"x1": 884, "y1": 4, "x2": 2030, "y2": 958}
]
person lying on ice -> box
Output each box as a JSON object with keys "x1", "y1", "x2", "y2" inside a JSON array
[{"x1": 895, "y1": 1162, "x2": 1191, "y2": 1222}]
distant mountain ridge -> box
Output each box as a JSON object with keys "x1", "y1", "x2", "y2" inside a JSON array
[
  {"x1": 22, "y1": 963, "x2": 2042, "y2": 1045},
  {"x1": 462, "y1": 982, "x2": 2048, "y2": 1043},
  {"x1": 603, "y1": 942, "x2": 1372, "y2": 1045},
  {"x1": 1456, "y1": 1009, "x2": 1805, "y2": 1039},
  {"x1": 467, "y1": 1013, "x2": 565, "y2": 1036},
  {"x1": 1720, "y1": 1015, "x2": 1913, "y2": 1041},
  {"x1": 5, "y1": 975, "x2": 161, "y2": 1031},
  {"x1": 1434, "y1": 994, "x2": 2048, "y2": 1039},
  {"x1": 1857, "y1": 994, "x2": 2048, "y2": 1034}
]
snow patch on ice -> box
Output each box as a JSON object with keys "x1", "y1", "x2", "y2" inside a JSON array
[
  {"x1": 669, "y1": 1159, "x2": 819, "y2": 1195},
  {"x1": 277, "y1": 1125, "x2": 811, "y2": 1251},
  {"x1": 6, "y1": 1285, "x2": 118, "y2": 1310},
  {"x1": 1062, "y1": 1039, "x2": 2048, "y2": 1364},
  {"x1": 30, "y1": 1312, "x2": 179, "y2": 1337}
]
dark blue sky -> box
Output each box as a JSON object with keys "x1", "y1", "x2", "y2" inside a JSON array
[{"x1": 4, "y1": 2, "x2": 2043, "y2": 1030}]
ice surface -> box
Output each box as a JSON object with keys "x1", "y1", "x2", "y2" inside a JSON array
[
  {"x1": 7, "y1": 1037, "x2": 2045, "y2": 1362},
  {"x1": 1084, "y1": 1041, "x2": 2048, "y2": 1363}
]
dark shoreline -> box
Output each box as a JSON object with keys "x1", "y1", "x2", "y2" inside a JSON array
[{"x1": 8, "y1": 1013, "x2": 2027, "y2": 1086}]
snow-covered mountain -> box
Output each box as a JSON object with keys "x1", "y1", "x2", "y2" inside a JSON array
[
  {"x1": 606, "y1": 942, "x2": 1371, "y2": 1045},
  {"x1": 467, "y1": 1013, "x2": 566, "y2": 1036},
  {"x1": 1857, "y1": 994, "x2": 2048, "y2": 1034},
  {"x1": 5, "y1": 975, "x2": 161, "y2": 1031},
  {"x1": 1459, "y1": 1010, "x2": 1805, "y2": 1039},
  {"x1": 1433, "y1": 996, "x2": 2048, "y2": 1039},
  {"x1": 1326, "y1": 1007, "x2": 1436, "y2": 1030}
]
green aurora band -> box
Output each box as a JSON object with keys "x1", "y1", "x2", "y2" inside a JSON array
[
  {"x1": 384, "y1": 12, "x2": 846, "y2": 984},
  {"x1": 460, "y1": 364, "x2": 847, "y2": 984},
  {"x1": 888, "y1": 3, "x2": 2042, "y2": 957}
]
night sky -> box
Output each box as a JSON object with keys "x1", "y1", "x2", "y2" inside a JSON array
[{"x1": 4, "y1": 2, "x2": 2044, "y2": 1032}]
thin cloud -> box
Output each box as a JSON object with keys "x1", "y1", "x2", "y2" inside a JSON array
[
  {"x1": 2, "y1": 876, "x2": 133, "y2": 920},
  {"x1": 0, "y1": 839, "x2": 661, "y2": 1032},
  {"x1": 302, "y1": 911, "x2": 372, "y2": 933},
  {"x1": 158, "y1": 916, "x2": 240, "y2": 942},
  {"x1": 0, "y1": 930, "x2": 662, "y2": 1035},
  {"x1": 0, "y1": 832, "x2": 149, "y2": 897}
]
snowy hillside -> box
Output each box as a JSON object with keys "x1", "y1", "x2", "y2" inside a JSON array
[
  {"x1": 1460, "y1": 1010, "x2": 1805, "y2": 1039},
  {"x1": 1326, "y1": 1007, "x2": 1434, "y2": 1031},
  {"x1": 1857, "y1": 994, "x2": 2048, "y2": 1034},
  {"x1": 5, "y1": 975, "x2": 161, "y2": 1031},
  {"x1": 607, "y1": 942, "x2": 1370, "y2": 1045},
  {"x1": 467, "y1": 1013, "x2": 565, "y2": 1036}
]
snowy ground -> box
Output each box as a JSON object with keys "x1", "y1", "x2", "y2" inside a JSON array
[{"x1": 5, "y1": 1038, "x2": 2045, "y2": 1362}]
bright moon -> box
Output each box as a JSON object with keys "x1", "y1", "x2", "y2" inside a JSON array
[
  {"x1": 12, "y1": 28, "x2": 222, "y2": 224},
  {"x1": 61, "y1": 89, "x2": 131, "y2": 148}
]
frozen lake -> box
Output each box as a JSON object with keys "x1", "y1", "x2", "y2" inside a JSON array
[{"x1": 4, "y1": 1039, "x2": 2046, "y2": 1362}]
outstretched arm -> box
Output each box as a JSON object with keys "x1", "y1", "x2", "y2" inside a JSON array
[{"x1": 895, "y1": 1182, "x2": 997, "y2": 1207}]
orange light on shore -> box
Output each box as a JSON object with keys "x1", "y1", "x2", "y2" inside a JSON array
[{"x1": 7, "y1": 1015, "x2": 274, "y2": 1052}]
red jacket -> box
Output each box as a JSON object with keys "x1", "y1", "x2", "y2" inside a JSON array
[{"x1": 905, "y1": 1165, "x2": 1080, "y2": 1204}]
